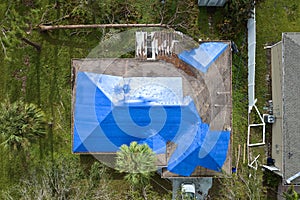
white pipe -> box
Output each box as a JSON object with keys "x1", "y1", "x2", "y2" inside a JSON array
[
  {"x1": 248, "y1": 6, "x2": 256, "y2": 111},
  {"x1": 286, "y1": 172, "x2": 300, "y2": 184}
]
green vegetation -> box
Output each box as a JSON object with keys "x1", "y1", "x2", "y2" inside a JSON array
[
  {"x1": 0, "y1": 0, "x2": 299, "y2": 199},
  {"x1": 256, "y1": 0, "x2": 300, "y2": 107},
  {"x1": 0, "y1": 99, "x2": 46, "y2": 151},
  {"x1": 116, "y1": 142, "x2": 169, "y2": 200},
  {"x1": 255, "y1": 0, "x2": 300, "y2": 197},
  {"x1": 116, "y1": 142, "x2": 157, "y2": 186},
  {"x1": 2, "y1": 157, "x2": 117, "y2": 200},
  {"x1": 284, "y1": 185, "x2": 300, "y2": 200}
]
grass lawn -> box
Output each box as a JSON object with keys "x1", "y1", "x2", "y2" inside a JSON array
[
  {"x1": 256, "y1": 0, "x2": 300, "y2": 108},
  {"x1": 1, "y1": 0, "x2": 299, "y2": 198}
]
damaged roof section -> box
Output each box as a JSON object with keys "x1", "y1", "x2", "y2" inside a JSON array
[{"x1": 135, "y1": 31, "x2": 197, "y2": 60}]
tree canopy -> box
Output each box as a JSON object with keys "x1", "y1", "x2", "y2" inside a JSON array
[
  {"x1": 116, "y1": 141, "x2": 157, "y2": 186},
  {"x1": 116, "y1": 141, "x2": 158, "y2": 200}
]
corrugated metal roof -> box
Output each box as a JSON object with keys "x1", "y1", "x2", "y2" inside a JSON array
[{"x1": 198, "y1": 0, "x2": 227, "y2": 6}]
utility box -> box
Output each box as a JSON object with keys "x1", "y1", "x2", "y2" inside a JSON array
[{"x1": 263, "y1": 114, "x2": 275, "y2": 124}]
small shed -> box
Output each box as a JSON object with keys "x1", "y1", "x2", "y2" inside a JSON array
[{"x1": 198, "y1": 0, "x2": 227, "y2": 7}]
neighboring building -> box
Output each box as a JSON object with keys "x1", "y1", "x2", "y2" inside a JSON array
[
  {"x1": 198, "y1": 0, "x2": 227, "y2": 6},
  {"x1": 72, "y1": 30, "x2": 232, "y2": 177},
  {"x1": 269, "y1": 32, "x2": 300, "y2": 185}
]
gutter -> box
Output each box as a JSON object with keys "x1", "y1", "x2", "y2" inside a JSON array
[{"x1": 286, "y1": 172, "x2": 300, "y2": 184}]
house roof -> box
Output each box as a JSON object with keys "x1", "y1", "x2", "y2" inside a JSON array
[
  {"x1": 71, "y1": 31, "x2": 232, "y2": 177},
  {"x1": 282, "y1": 33, "x2": 300, "y2": 184}
]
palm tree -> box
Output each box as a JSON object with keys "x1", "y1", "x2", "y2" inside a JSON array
[
  {"x1": 0, "y1": 99, "x2": 46, "y2": 151},
  {"x1": 115, "y1": 141, "x2": 157, "y2": 199},
  {"x1": 0, "y1": 99, "x2": 46, "y2": 178}
]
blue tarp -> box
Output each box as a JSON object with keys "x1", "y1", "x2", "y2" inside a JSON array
[
  {"x1": 73, "y1": 72, "x2": 230, "y2": 176},
  {"x1": 178, "y1": 42, "x2": 228, "y2": 73}
]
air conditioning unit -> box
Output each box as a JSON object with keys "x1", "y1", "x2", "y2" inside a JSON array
[{"x1": 263, "y1": 114, "x2": 275, "y2": 124}]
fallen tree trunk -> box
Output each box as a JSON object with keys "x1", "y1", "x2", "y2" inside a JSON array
[{"x1": 39, "y1": 24, "x2": 169, "y2": 31}]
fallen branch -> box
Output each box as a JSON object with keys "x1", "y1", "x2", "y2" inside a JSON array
[
  {"x1": 39, "y1": 23, "x2": 169, "y2": 31},
  {"x1": 0, "y1": 37, "x2": 7, "y2": 58},
  {"x1": 21, "y1": 38, "x2": 41, "y2": 52}
]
